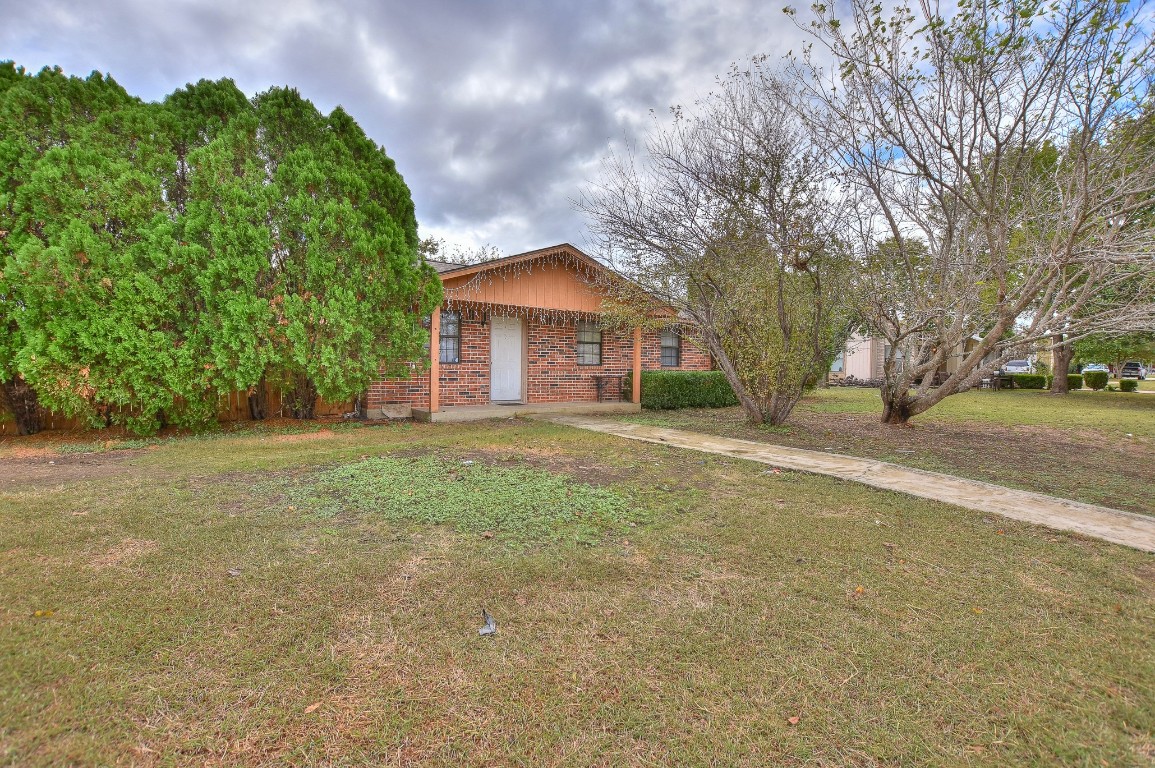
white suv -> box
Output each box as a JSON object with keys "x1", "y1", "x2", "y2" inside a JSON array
[{"x1": 1121, "y1": 362, "x2": 1148, "y2": 380}]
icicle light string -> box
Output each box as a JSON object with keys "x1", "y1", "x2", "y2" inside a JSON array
[{"x1": 441, "y1": 248, "x2": 606, "y2": 326}]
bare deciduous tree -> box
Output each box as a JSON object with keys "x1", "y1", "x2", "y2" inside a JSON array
[
  {"x1": 577, "y1": 70, "x2": 856, "y2": 425},
  {"x1": 786, "y1": 0, "x2": 1155, "y2": 421}
]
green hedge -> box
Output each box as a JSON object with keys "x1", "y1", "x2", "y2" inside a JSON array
[
  {"x1": 1084, "y1": 370, "x2": 1109, "y2": 390},
  {"x1": 1011, "y1": 374, "x2": 1047, "y2": 390},
  {"x1": 1120, "y1": 379, "x2": 1138, "y2": 393},
  {"x1": 1067, "y1": 374, "x2": 1083, "y2": 390},
  {"x1": 623, "y1": 371, "x2": 738, "y2": 409}
]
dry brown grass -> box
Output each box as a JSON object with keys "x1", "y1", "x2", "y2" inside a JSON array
[{"x1": 0, "y1": 418, "x2": 1152, "y2": 766}]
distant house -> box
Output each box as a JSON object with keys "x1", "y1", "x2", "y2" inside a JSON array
[
  {"x1": 367, "y1": 243, "x2": 712, "y2": 421},
  {"x1": 829, "y1": 332, "x2": 1004, "y2": 383},
  {"x1": 830, "y1": 333, "x2": 886, "y2": 381}
]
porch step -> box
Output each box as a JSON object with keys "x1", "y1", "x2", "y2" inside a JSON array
[{"x1": 412, "y1": 401, "x2": 640, "y2": 423}]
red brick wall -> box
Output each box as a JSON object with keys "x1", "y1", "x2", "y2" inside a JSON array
[
  {"x1": 440, "y1": 315, "x2": 491, "y2": 406},
  {"x1": 367, "y1": 364, "x2": 430, "y2": 410},
  {"x1": 680, "y1": 341, "x2": 712, "y2": 370},
  {"x1": 526, "y1": 317, "x2": 633, "y2": 402},
  {"x1": 366, "y1": 306, "x2": 714, "y2": 412}
]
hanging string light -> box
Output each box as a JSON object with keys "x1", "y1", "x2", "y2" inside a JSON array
[{"x1": 441, "y1": 246, "x2": 607, "y2": 326}]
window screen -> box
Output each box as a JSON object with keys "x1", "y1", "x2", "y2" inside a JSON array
[
  {"x1": 576, "y1": 321, "x2": 602, "y2": 366},
  {"x1": 439, "y1": 311, "x2": 461, "y2": 364},
  {"x1": 660, "y1": 328, "x2": 681, "y2": 367}
]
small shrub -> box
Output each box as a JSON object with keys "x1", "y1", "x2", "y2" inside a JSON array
[
  {"x1": 1120, "y1": 380, "x2": 1138, "y2": 393},
  {"x1": 1011, "y1": 374, "x2": 1047, "y2": 390},
  {"x1": 1066, "y1": 374, "x2": 1083, "y2": 390},
  {"x1": 1084, "y1": 370, "x2": 1109, "y2": 390},
  {"x1": 624, "y1": 371, "x2": 738, "y2": 409}
]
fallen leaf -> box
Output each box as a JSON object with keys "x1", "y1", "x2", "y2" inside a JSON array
[
  {"x1": 854, "y1": 585, "x2": 865, "y2": 595},
  {"x1": 787, "y1": 716, "x2": 800, "y2": 726},
  {"x1": 33, "y1": 609, "x2": 55, "y2": 618},
  {"x1": 480, "y1": 531, "x2": 495, "y2": 539},
  {"x1": 997, "y1": 529, "x2": 1005, "y2": 535},
  {"x1": 304, "y1": 702, "x2": 322, "y2": 714}
]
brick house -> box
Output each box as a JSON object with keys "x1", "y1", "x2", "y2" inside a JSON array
[{"x1": 366, "y1": 243, "x2": 712, "y2": 421}]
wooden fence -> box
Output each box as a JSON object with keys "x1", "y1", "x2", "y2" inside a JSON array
[{"x1": 0, "y1": 388, "x2": 357, "y2": 436}]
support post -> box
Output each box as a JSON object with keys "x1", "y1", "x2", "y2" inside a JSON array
[
  {"x1": 429, "y1": 307, "x2": 441, "y2": 413},
  {"x1": 632, "y1": 326, "x2": 642, "y2": 404}
]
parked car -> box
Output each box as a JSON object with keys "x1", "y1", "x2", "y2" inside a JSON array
[
  {"x1": 1001, "y1": 360, "x2": 1033, "y2": 374},
  {"x1": 1120, "y1": 362, "x2": 1148, "y2": 380},
  {"x1": 1081, "y1": 363, "x2": 1109, "y2": 374}
]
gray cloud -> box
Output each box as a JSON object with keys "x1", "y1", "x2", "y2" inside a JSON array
[{"x1": 2, "y1": 0, "x2": 807, "y2": 254}]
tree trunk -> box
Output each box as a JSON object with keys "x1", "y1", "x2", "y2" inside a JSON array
[
  {"x1": 1, "y1": 376, "x2": 42, "y2": 435},
  {"x1": 701, "y1": 331, "x2": 765, "y2": 424},
  {"x1": 765, "y1": 387, "x2": 807, "y2": 426},
  {"x1": 285, "y1": 374, "x2": 318, "y2": 420},
  {"x1": 881, "y1": 388, "x2": 914, "y2": 425},
  {"x1": 248, "y1": 375, "x2": 269, "y2": 420},
  {"x1": 735, "y1": 388, "x2": 765, "y2": 425},
  {"x1": 1050, "y1": 337, "x2": 1073, "y2": 394}
]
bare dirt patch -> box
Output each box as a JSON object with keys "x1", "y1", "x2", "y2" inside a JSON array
[
  {"x1": 1132, "y1": 562, "x2": 1155, "y2": 600},
  {"x1": 89, "y1": 538, "x2": 159, "y2": 569},
  {"x1": 1, "y1": 450, "x2": 138, "y2": 488},
  {"x1": 390, "y1": 444, "x2": 632, "y2": 487}
]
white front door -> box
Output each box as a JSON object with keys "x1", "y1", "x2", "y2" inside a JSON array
[{"x1": 490, "y1": 316, "x2": 523, "y2": 402}]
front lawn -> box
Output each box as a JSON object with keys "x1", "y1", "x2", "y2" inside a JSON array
[
  {"x1": 1, "y1": 420, "x2": 1153, "y2": 766},
  {"x1": 620, "y1": 388, "x2": 1155, "y2": 515}
]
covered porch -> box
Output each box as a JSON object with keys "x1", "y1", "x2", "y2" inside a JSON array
[{"x1": 413, "y1": 399, "x2": 640, "y2": 423}]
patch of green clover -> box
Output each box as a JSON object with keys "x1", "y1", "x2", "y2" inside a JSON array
[{"x1": 280, "y1": 455, "x2": 640, "y2": 547}]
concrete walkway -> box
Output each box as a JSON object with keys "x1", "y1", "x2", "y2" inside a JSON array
[{"x1": 546, "y1": 416, "x2": 1155, "y2": 553}]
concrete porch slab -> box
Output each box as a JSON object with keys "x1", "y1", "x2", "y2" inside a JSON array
[{"x1": 413, "y1": 401, "x2": 640, "y2": 423}]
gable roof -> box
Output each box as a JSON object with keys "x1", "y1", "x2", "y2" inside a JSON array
[{"x1": 425, "y1": 243, "x2": 609, "y2": 280}]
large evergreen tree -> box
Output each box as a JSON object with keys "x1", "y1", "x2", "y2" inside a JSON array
[
  {"x1": 183, "y1": 86, "x2": 440, "y2": 420},
  {"x1": 0, "y1": 64, "x2": 142, "y2": 432},
  {"x1": 1, "y1": 63, "x2": 440, "y2": 434}
]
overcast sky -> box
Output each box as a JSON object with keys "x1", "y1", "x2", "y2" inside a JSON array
[{"x1": 3, "y1": 0, "x2": 813, "y2": 256}]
